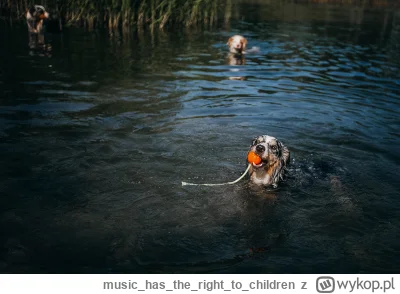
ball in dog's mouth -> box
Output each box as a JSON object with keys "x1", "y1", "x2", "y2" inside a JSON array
[
  {"x1": 247, "y1": 151, "x2": 267, "y2": 168},
  {"x1": 247, "y1": 151, "x2": 264, "y2": 167}
]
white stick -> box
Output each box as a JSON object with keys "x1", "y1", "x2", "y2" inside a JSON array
[{"x1": 182, "y1": 163, "x2": 251, "y2": 187}]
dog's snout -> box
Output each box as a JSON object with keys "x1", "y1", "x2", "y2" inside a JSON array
[{"x1": 256, "y1": 145, "x2": 265, "y2": 153}]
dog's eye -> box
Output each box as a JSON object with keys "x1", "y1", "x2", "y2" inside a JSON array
[{"x1": 271, "y1": 145, "x2": 277, "y2": 150}]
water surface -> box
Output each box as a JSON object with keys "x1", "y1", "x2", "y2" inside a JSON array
[{"x1": 0, "y1": 2, "x2": 399, "y2": 273}]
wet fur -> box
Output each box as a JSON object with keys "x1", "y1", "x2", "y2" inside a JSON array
[
  {"x1": 227, "y1": 54, "x2": 245, "y2": 65},
  {"x1": 227, "y1": 35, "x2": 248, "y2": 54},
  {"x1": 26, "y1": 5, "x2": 49, "y2": 34},
  {"x1": 248, "y1": 135, "x2": 290, "y2": 188}
]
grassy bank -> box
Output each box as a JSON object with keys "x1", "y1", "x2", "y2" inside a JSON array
[
  {"x1": 0, "y1": 0, "x2": 232, "y2": 30},
  {"x1": 65, "y1": 0, "x2": 230, "y2": 30},
  {"x1": 0, "y1": 0, "x2": 398, "y2": 30}
]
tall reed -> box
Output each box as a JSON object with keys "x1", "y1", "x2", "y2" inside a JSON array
[
  {"x1": 0, "y1": 0, "x2": 228, "y2": 30},
  {"x1": 1, "y1": 0, "x2": 398, "y2": 30}
]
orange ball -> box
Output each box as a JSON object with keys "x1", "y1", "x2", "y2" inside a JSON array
[{"x1": 247, "y1": 151, "x2": 262, "y2": 164}]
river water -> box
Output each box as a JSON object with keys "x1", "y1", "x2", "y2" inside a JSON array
[{"x1": 0, "y1": 2, "x2": 399, "y2": 273}]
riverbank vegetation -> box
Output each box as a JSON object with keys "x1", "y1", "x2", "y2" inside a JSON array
[
  {"x1": 0, "y1": 0, "x2": 398, "y2": 31},
  {"x1": 0, "y1": 0, "x2": 232, "y2": 30}
]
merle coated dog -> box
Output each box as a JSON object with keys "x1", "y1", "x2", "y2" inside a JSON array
[{"x1": 248, "y1": 135, "x2": 290, "y2": 188}]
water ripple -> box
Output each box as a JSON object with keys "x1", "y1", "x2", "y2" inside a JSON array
[{"x1": 1, "y1": 5, "x2": 400, "y2": 273}]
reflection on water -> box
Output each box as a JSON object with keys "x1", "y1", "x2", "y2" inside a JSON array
[{"x1": 0, "y1": 2, "x2": 400, "y2": 273}]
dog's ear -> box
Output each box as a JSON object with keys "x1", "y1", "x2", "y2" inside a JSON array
[
  {"x1": 241, "y1": 37, "x2": 248, "y2": 51},
  {"x1": 27, "y1": 6, "x2": 35, "y2": 19},
  {"x1": 278, "y1": 140, "x2": 290, "y2": 166},
  {"x1": 29, "y1": 6, "x2": 37, "y2": 17},
  {"x1": 251, "y1": 136, "x2": 259, "y2": 147},
  {"x1": 227, "y1": 37, "x2": 233, "y2": 47}
]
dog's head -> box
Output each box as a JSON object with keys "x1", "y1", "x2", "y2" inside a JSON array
[
  {"x1": 227, "y1": 35, "x2": 247, "y2": 54},
  {"x1": 27, "y1": 5, "x2": 49, "y2": 20},
  {"x1": 248, "y1": 135, "x2": 290, "y2": 187},
  {"x1": 26, "y1": 5, "x2": 49, "y2": 33}
]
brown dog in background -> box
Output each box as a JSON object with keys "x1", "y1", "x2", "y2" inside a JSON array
[
  {"x1": 227, "y1": 35, "x2": 248, "y2": 55},
  {"x1": 25, "y1": 5, "x2": 50, "y2": 50},
  {"x1": 26, "y1": 5, "x2": 49, "y2": 34}
]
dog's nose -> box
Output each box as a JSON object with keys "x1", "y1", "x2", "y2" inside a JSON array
[{"x1": 256, "y1": 145, "x2": 265, "y2": 153}]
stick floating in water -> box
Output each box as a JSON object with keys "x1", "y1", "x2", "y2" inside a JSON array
[{"x1": 182, "y1": 163, "x2": 251, "y2": 187}]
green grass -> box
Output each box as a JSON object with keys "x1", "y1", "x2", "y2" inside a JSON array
[
  {"x1": 1, "y1": 0, "x2": 398, "y2": 30},
  {"x1": 0, "y1": 0, "x2": 229, "y2": 30}
]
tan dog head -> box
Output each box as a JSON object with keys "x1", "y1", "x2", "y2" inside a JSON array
[{"x1": 227, "y1": 35, "x2": 248, "y2": 54}]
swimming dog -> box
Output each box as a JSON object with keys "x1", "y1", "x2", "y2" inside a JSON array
[
  {"x1": 248, "y1": 135, "x2": 290, "y2": 188},
  {"x1": 26, "y1": 5, "x2": 49, "y2": 34},
  {"x1": 227, "y1": 35, "x2": 248, "y2": 55}
]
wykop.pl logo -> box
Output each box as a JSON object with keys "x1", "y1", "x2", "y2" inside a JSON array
[{"x1": 316, "y1": 276, "x2": 335, "y2": 293}]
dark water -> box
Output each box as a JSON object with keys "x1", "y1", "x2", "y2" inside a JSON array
[{"x1": 1, "y1": 3, "x2": 400, "y2": 273}]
